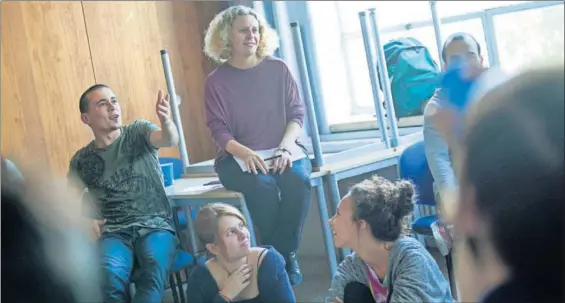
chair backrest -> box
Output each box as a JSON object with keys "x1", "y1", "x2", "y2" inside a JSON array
[
  {"x1": 398, "y1": 140, "x2": 436, "y2": 206},
  {"x1": 158, "y1": 157, "x2": 183, "y2": 180}
]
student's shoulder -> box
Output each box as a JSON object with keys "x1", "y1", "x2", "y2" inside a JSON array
[
  {"x1": 253, "y1": 246, "x2": 284, "y2": 269},
  {"x1": 262, "y1": 55, "x2": 291, "y2": 71},
  {"x1": 69, "y1": 142, "x2": 96, "y2": 165}
]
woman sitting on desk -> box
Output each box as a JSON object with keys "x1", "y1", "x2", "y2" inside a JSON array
[
  {"x1": 328, "y1": 176, "x2": 453, "y2": 303},
  {"x1": 203, "y1": 5, "x2": 311, "y2": 285},
  {"x1": 186, "y1": 203, "x2": 295, "y2": 303}
]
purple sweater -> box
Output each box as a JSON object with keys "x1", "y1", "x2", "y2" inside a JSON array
[{"x1": 204, "y1": 56, "x2": 305, "y2": 168}]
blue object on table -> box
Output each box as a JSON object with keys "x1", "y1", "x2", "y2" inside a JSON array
[
  {"x1": 159, "y1": 157, "x2": 184, "y2": 180},
  {"x1": 161, "y1": 163, "x2": 174, "y2": 187}
]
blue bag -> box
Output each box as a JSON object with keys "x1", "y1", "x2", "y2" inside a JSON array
[{"x1": 379, "y1": 37, "x2": 442, "y2": 118}]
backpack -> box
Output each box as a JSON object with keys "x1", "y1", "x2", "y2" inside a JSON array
[{"x1": 378, "y1": 37, "x2": 441, "y2": 119}]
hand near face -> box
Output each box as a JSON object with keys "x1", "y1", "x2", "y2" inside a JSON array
[
  {"x1": 156, "y1": 90, "x2": 171, "y2": 124},
  {"x1": 219, "y1": 264, "x2": 252, "y2": 300}
]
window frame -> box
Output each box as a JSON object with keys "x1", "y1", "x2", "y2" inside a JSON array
[{"x1": 323, "y1": 0, "x2": 563, "y2": 134}]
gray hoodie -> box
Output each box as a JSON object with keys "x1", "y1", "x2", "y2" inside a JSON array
[{"x1": 328, "y1": 236, "x2": 454, "y2": 303}]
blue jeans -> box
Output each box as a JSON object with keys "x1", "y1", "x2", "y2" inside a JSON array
[
  {"x1": 98, "y1": 227, "x2": 176, "y2": 303},
  {"x1": 217, "y1": 156, "x2": 312, "y2": 255}
]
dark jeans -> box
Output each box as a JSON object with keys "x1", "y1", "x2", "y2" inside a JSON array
[
  {"x1": 218, "y1": 156, "x2": 312, "y2": 255},
  {"x1": 344, "y1": 282, "x2": 376, "y2": 303},
  {"x1": 98, "y1": 227, "x2": 177, "y2": 303}
]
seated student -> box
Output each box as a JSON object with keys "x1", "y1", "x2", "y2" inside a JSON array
[
  {"x1": 437, "y1": 67, "x2": 564, "y2": 302},
  {"x1": 327, "y1": 176, "x2": 454, "y2": 303},
  {"x1": 67, "y1": 85, "x2": 180, "y2": 303},
  {"x1": 203, "y1": 5, "x2": 311, "y2": 284},
  {"x1": 185, "y1": 203, "x2": 295, "y2": 303},
  {"x1": 423, "y1": 32, "x2": 485, "y2": 254}
]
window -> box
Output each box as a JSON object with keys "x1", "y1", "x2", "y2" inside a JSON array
[
  {"x1": 307, "y1": 1, "x2": 564, "y2": 130},
  {"x1": 494, "y1": 3, "x2": 564, "y2": 74},
  {"x1": 342, "y1": 14, "x2": 489, "y2": 119},
  {"x1": 437, "y1": 1, "x2": 526, "y2": 18}
]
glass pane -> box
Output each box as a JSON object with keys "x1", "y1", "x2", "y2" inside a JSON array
[
  {"x1": 345, "y1": 18, "x2": 489, "y2": 114},
  {"x1": 494, "y1": 3, "x2": 564, "y2": 74},
  {"x1": 337, "y1": 1, "x2": 431, "y2": 35},
  {"x1": 438, "y1": 1, "x2": 527, "y2": 18}
]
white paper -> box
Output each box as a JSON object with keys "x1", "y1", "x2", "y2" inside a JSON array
[
  {"x1": 234, "y1": 143, "x2": 307, "y2": 173},
  {"x1": 176, "y1": 184, "x2": 223, "y2": 195}
]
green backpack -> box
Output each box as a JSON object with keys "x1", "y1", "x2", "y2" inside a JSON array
[{"x1": 379, "y1": 37, "x2": 442, "y2": 118}]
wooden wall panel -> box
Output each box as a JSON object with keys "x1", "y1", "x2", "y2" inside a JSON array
[
  {"x1": 1, "y1": 1, "x2": 227, "y2": 176},
  {"x1": 1, "y1": 2, "x2": 95, "y2": 175},
  {"x1": 82, "y1": 1, "x2": 227, "y2": 163}
]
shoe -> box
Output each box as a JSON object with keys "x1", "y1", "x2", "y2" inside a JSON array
[
  {"x1": 285, "y1": 252, "x2": 303, "y2": 286},
  {"x1": 431, "y1": 220, "x2": 453, "y2": 257}
]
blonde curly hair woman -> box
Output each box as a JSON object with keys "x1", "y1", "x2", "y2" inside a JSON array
[{"x1": 203, "y1": 5, "x2": 312, "y2": 286}]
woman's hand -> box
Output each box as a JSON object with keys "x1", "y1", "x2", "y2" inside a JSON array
[
  {"x1": 219, "y1": 264, "x2": 252, "y2": 301},
  {"x1": 243, "y1": 150, "x2": 268, "y2": 175},
  {"x1": 271, "y1": 147, "x2": 292, "y2": 174}
]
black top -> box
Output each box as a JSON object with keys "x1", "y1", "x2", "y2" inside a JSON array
[
  {"x1": 185, "y1": 246, "x2": 296, "y2": 303},
  {"x1": 481, "y1": 277, "x2": 563, "y2": 303}
]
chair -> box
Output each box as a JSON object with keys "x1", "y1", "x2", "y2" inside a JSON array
[
  {"x1": 398, "y1": 140, "x2": 456, "y2": 296},
  {"x1": 130, "y1": 249, "x2": 206, "y2": 303}
]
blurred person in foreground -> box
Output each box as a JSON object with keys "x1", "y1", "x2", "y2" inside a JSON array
[
  {"x1": 438, "y1": 66, "x2": 564, "y2": 302},
  {"x1": 2, "y1": 156, "x2": 101, "y2": 303}
]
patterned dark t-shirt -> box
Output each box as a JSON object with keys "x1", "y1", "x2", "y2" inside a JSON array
[{"x1": 68, "y1": 120, "x2": 173, "y2": 233}]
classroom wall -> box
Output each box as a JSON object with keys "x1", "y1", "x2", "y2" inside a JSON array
[{"x1": 1, "y1": 1, "x2": 227, "y2": 176}]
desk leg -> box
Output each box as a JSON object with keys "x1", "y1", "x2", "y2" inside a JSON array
[
  {"x1": 315, "y1": 184, "x2": 338, "y2": 276},
  {"x1": 239, "y1": 197, "x2": 257, "y2": 247},
  {"x1": 184, "y1": 206, "x2": 199, "y2": 258},
  {"x1": 324, "y1": 174, "x2": 351, "y2": 259}
]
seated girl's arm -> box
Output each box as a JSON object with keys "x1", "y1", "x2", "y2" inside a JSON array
[
  {"x1": 257, "y1": 248, "x2": 296, "y2": 303},
  {"x1": 279, "y1": 62, "x2": 305, "y2": 149},
  {"x1": 388, "y1": 252, "x2": 454, "y2": 303},
  {"x1": 328, "y1": 255, "x2": 359, "y2": 302}
]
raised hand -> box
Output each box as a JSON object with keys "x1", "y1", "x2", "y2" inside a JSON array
[{"x1": 156, "y1": 90, "x2": 171, "y2": 124}]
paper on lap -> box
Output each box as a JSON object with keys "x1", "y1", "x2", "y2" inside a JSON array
[{"x1": 234, "y1": 143, "x2": 307, "y2": 173}]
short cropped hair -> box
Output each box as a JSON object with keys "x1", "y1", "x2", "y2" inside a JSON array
[
  {"x1": 441, "y1": 32, "x2": 482, "y2": 63},
  {"x1": 78, "y1": 84, "x2": 109, "y2": 114},
  {"x1": 203, "y1": 5, "x2": 279, "y2": 64}
]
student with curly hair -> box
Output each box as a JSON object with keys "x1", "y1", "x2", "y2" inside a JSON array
[
  {"x1": 327, "y1": 176, "x2": 453, "y2": 303},
  {"x1": 203, "y1": 5, "x2": 311, "y2": 285}
]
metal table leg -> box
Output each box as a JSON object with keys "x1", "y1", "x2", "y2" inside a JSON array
[{"x1": 315, "y1": 184, "x2": 338, "y2": 276}]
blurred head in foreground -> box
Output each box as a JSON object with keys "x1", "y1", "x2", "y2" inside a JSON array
[
  {"x1": 454, "y1": 66, "x2": 564, "y2": 302},
  {"x1": 2, "y1": 157, "x2": 101, "y2": 303}
]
